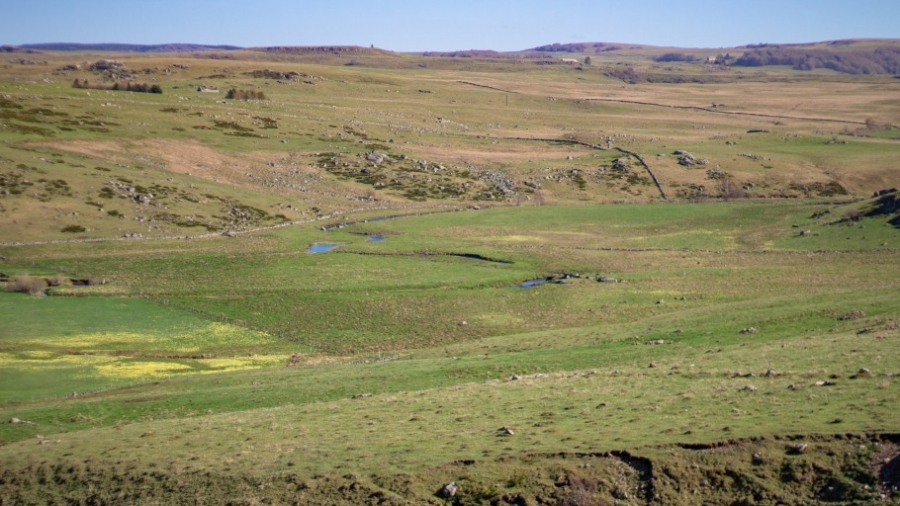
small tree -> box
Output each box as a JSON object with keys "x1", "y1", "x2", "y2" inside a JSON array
[{"x1": 583, "y1": 56, "x2": 592, "y2": 65}]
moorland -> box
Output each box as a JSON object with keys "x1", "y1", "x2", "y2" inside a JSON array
[{"x1": 1, "y1": 39, "x2": 899, "y2": 505}]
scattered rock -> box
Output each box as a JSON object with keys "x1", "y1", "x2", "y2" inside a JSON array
[
  {"x1": 814, "y1": 380, "x2": 837, "y2": 387},
  {"x1": 705, "y1": 168, "x2": 725, "y2": 180},
  {"x1": 499, "y1": 426, "x2": 515, "y2": 436},
  {"x1": 89, "y1": 60, "x2": 124, "y2": 71},
  {"x1": 858, "y1": 368, "x2": 872, "y2": 376},
  {"x1": 9, "y1": 418, "x2": 34, "y2": 425},
  {"x1": 743, "y1": 385, "x2": 758, "y2": 392},
  {"x1": 740, "y1": 327, "x2": 758, "y2": 335},
  {"x1": 596, "y1": 276, "x2": 620, "y2": 283},
  {"x1": 597, "y1": 402, "x2": 609, "y2": 408},
  {"x1": 675, "y1": 151, "x2": 709, "y2": 167},
  {"x1": 763, "y1": 369, "x2": 781, "y2": 377},
  {"x1": 644, "y1": 339, "x2": 672, "y2": 345},
  {"x1": 799, "y1": 230, "x2": 812, "y2": 237},
  {"x1": 510, "y1": 374, "x2": 521, "y2": 381},
  {"x1": 611, "y1": 158, "x2": 630, "y2": 172},
  {"x1": 351, "y1": 393, "x2": 373, "y2": 399},
  {"x1": 458, "y1": 320, "x2": 468, "y2": 326}
]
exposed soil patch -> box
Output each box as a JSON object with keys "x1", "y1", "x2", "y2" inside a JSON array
[{"x1": 871, "y1": 438, "x2": 900, "y2": 500}]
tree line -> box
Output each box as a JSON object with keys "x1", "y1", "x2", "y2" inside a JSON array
[{"x1": 733, "y1": 47, "x2": 900, "y2": 75}]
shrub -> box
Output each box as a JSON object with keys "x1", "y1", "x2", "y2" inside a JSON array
[
  {"x1": 46, "y1": 274, "x2": 72, "y2": 287},
  {"x1": 7, "y1": 275, "x2": 48, "y2": 295},
  {"x1": 61, "y1": 225, "x2": 86, "y2": 233},
  {"x1": 718, "y1": 178, "x2": 747, "y2": 200},
  {"x1": 225, "y1": 88, "x2": 266, "y2": 100},
  {"x1": 88, "y1": 276, "x2": 108, "y2": 286},
  {"x1": 72, "y1": 79, "x2": 162, "y2": 94}
]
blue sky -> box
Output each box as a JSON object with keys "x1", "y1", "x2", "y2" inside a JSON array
[{"x1": 3, "y1": 0, "x2": 899, "y2": 51}]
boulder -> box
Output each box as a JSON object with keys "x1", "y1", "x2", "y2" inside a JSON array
[
  {"x1": 439, "y1": 482, "x2": 458, "y2": 498},
  {"x1": 365, "y1": 151, "x2": 386, "y2": 164}
]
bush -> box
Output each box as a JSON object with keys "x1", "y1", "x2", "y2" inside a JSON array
[
  {"x1": 225, "y1": 88, "x2": 266, "y2": 101},
  {"x1": 46, "y1": 274, "x2": 72, "y2": 287},
  {"x1": 61, "y1": 225, "x2": 86, "y2": 233},
  {"x1": 72, "y1": 79, "x2": 162, "y2": 94},
  {"x1": 7, "y1": 275, "x2": 48, "y2": 295},
  {"x1": 718, "y1": 178, "x2": 747, "y2": 200}
]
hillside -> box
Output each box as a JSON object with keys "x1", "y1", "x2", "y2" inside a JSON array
[{"x1": 1, "y1": 44, "x2": 899, "y2": 505}]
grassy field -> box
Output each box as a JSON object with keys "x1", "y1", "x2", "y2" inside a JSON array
[{"x1": 1, "y1": 44, "x2": 899, "y2": 505}]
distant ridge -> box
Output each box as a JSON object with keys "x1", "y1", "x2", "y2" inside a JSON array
[
  {"x1": 253, "y1": 45, "x2": 393, "y2": 55},
  {"x1": 17, "y1": 43, "x2": 242, "y2": 53}
]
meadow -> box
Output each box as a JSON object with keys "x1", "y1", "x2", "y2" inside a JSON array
[{"x1": 1, "y1": 42, "x2": 899, "y2": 504}]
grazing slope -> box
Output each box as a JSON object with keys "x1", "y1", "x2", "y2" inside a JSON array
[{"x1": 1, "y1": 42, "x2": 899, "y2": 504}]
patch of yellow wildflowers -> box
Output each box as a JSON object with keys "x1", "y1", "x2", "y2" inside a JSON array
[
  {"x1": 95, "y1": 361, "x2": 193, "y2": 379},
  {"x1": 17, "y1": 322, "x2": 278, "y2": 353}
]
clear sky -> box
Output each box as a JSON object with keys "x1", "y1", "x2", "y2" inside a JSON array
[{"x1": 3, "y1": 0, "x2": 899, "y2": 51}]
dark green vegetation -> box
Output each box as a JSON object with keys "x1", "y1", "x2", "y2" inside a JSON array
[{"x1": 1, "y1": 42, "x2": 899, "y2": 504}]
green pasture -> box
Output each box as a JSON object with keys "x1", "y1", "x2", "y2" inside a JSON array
[
  {"x1": 1, "y1": 201, "x2": 897, "y2": 424},
  {"x1": 0, "y1": 294, "x2": 294, "y2": 402},
  {"x1": 1, "y1": 47, "x2": 899, "y2": 503}
]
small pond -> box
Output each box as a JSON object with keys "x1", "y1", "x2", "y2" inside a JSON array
[
  {"x1": 308, "y1": 243, "x2": 342, "y2": 254},
  {"x1": 519, "y1": 278, "x2": 548, "y2": 288},
  {"x1": 367, "y1": 235, "x2": 386, "y2": 243}
]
